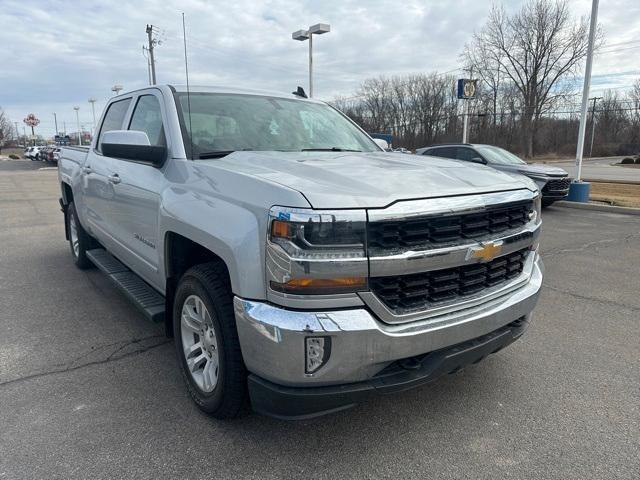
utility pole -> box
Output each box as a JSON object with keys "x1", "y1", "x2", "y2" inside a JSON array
[
  {"x1": 14, "y1": 122, "x2": 19, "y2": 144},
  {"x1": 575, "y1": 0, "x2": 599, "y2": 183},
  {"x1": 588, "y1": 96, "x2": 602, "y2": 159},
  {"x1": 146, "y1": 24, "x2": 157, "y2": 85},
  {"x1": 53, "y1": 113, "x2": 58, "y2": 136},
  {"x1": 142, "y1": 45, "x2": 152, "y2": 84},
  {"x1": 63, "y1": 121, "x2": 66, "y2": 135}
]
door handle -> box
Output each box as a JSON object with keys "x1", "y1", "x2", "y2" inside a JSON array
[
  {"x1": 107, "y1": 174, "x2": 121, "y2": 184},
  {"x1": 81, "y1": 165, "x2": 92, "y2": 174}
]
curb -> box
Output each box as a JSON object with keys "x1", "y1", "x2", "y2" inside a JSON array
[
  {"x1": 584, "y1": 178, "x2": 640, "y2": 186},
  {"x1": 554, "y1": 200, "x2": 640, "y2": 216}
]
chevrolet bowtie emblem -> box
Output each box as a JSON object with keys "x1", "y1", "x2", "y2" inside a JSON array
[{"x1": 468, "y1": 241, "x2": 503, "y2": 262}]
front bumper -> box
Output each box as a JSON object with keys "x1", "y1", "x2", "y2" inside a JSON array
[
  {"x1": 248, "y1": 316, "x2": 529, "y2": 419},
  {"x1": 234, "y1": 254, "x2": 543, "y2": 417}
]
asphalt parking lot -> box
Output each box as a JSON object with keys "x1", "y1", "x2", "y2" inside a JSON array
[{"x1": 1, "y1": 165, "x2": 638, "y2": 479}]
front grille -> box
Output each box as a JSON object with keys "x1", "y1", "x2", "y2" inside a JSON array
[
  {"x1": 368, "y1": 201, "x2": 532, "y2": 250},
  {"x1": 544, "y1": 177, "x2": 571, "y2": 192},
  {"x1": 370, "y1": 248, "x2": 529, "y2": 314}
]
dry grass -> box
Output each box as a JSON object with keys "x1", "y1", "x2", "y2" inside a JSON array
[{"x1": 590, "y1": 182, "x2": 640, "y2": 208}]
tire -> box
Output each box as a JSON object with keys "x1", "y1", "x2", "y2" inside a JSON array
[
  {"x1": 542, "y1": 198, "x2": 555, "y2": 208},
  {"x1": 173, "y1": 263, "x2": 247, "y2": 419},
  {"x1": 66, "y1": 202, "x2": 95, "y2": 269}
]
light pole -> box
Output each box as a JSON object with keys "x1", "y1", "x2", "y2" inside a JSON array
[
  {"x1": 574, "y1": 0, "x2": 599, "y2": 186},
  {"x1": 292, "y1": 23, "x2": 330, "y2": 98},
  {"x1": 73, "y1": 106, "x2": 82, "y2": 146},
  {"x1": 88, "y1": 98, "x2": 97, "y2": 132},
  {"x1": 111, "y1": 84, "x2": 123, "y2": 96}
]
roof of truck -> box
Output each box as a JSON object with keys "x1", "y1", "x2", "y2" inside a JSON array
[{"x1": 113, "y1": 84, "x2": 322, "y2": 103}]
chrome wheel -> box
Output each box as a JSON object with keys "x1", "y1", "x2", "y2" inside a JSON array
[
  {"x1": 180, "y1": 295, "x2": 219, "y2": 393},
  {"x1": 69, "y1": 211, "x2": 79, "y2": 257}
]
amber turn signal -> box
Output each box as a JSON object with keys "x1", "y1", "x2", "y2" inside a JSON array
[
  {"x1": 271, "y1": 219, "x2": 291, "y2": 239},
  {"x1": 270, "y1": 277, "x2": 367, "y2": 295}
]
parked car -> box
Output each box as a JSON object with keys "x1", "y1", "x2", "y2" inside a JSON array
[
  {"x1": 416, "y1": 143, "x2": 571, "y2": 206},
  {"x1": 34, "y1": 146, "x2": 46, "y2": 160},
  {"x1": 59, "y1": 85, "x2": 543, "y2": 419},
  {"x1": 24, "y1": 147, "x2": 33, "y2": 159}
]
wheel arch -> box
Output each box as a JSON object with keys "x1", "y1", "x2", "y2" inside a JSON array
[{"x1": 163, "y1": 231, "x2": 233, "y2": 337}]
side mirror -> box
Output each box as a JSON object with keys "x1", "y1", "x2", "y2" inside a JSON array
[
  {"x1": 101, "y1": 130, "x2": 166, "y2": 167},
  {"x1": 471, "y1": 156, "x2": 487, "y2": 165},
  {"x1": 373, "y1": 138, "x2": 389, "y2": 151}
]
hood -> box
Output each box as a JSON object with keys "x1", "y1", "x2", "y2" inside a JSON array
[
  {"x1": 516, "y1": 164, "x2": 569, "y2": 177},
  {"x1": 207, "y1": 151, "x2": 537, "y2": 209}
]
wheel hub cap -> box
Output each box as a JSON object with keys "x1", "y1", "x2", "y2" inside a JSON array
[{"x1": 180, "y1": 295, "x2": 219, "y2": 393}]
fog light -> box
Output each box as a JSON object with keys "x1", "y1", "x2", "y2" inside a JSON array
[{"x1": 305, "y1": 336, "x2": 331, "y2": 374}]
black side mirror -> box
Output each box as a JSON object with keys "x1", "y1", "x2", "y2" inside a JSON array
[
  {"x1": 101, "y1": 130, "x2": 166, "y2": 167},
  {"x1": 470, "y1": 156, "x2": 486, "y2": 165},
  {"x1": 102, "y1": 143, "x2": 166, "y2": 167}
]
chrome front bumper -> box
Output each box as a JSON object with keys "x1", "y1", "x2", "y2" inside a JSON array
[{"x1": 234, "y1": 253, "x2": 543, "y2": 388}]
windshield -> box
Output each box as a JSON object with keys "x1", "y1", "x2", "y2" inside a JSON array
[
  {"x1": 173, "y1": 92, "x2": 378, "y2": 158},
  {"x1": 475, "y1": 145, "x2": 527, "y2": 166}
]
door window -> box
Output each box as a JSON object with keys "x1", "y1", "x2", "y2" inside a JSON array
[
  {"x1": 432, "y1": 147, "x2": 456, "y2": 159},
  {"x1": 97, "y1": 99, "x2": 131, "y2": 152},
  {"x1": 129, "y1": 95, "x2": 166, "y2": 146},
  {"x1": 455, "y1": 147, "x2": 479, "y2": 162}
]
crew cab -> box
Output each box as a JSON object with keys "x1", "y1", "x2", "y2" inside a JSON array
[{"x1": 58, "y1": 85, "x2": 543, "y2": 419}]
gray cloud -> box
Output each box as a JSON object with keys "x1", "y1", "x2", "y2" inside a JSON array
[{"x1": 1, "y1": 0, "x2": 638, "y2": 136}]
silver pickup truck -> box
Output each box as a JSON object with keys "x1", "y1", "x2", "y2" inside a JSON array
[{"x1": 58, "y1": 85, "x2": 543, "y2": 419}]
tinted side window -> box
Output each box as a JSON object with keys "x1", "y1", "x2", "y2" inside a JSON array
[
  {"x1": 432, "y1": 147, "x2": 456, "y2": 159},
  {"x1": 455, "y1": 147, "x2": 478, "y2": 162},
  {"x1": 98, "y1": 99, "x2": 131, "y2": 151},
  {"x1": 128, "y1": 95, "x2": 166, "y2": 146},
  {"x1": 421, "y1": 149, "x2": 433, "y2": 156}
]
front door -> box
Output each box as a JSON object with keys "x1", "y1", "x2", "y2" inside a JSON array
[
  {"x1": 82, "y1": 97, "x2": 132, "y2": 247},
  {"x1": 104, "y1": 93, "x2": 168, "y2": 290}
]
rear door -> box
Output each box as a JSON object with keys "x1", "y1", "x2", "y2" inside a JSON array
[
  {"x1": 81, "y1": 97, "x2": 132, "y2": 245},
  {"x1": 103, "y1": 91, "x2": 168, "y2": 289}
]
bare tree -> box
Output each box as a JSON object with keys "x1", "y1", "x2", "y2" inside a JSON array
[
  {"x1": 0, "y1": 107, "x2": 15, "y2": 153},
  {"x1": 466, "y1": 0, "x2": 591, "y2": 157}
]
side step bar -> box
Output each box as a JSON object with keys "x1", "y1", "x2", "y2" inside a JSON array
[{"x1": 86, "y1": 249, "x2": 165, "y2": 323}]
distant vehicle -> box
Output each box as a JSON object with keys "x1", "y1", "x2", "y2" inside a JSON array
[
  {"x1": 27, "y1": 146, "x2": 44, "y2": 160},
  {"x1": 417, "y1": 143, "x2": 571, "y2": 206},
  {"x1": 392, "y1": 147, "x2": 412, "y2": 154}
]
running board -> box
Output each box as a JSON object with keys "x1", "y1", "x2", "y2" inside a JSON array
[{"x1": 86, "y1": 249, "x2": 165, "y2": 323}]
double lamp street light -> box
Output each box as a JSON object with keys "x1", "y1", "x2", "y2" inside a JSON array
[{"x1": 292, "y1": 23, "x2": 330, "y2": 98}]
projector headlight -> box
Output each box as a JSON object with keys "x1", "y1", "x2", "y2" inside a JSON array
[{"x1": 267, "y1": 207, "x2": 368, "y2": 296}]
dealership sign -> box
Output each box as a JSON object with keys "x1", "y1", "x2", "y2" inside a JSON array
[
  {"x1": 457, "y1": 79, "x2": 477, "y2": 99},
  {"x1": 23, "y1": 113, "x2": 40, "y2": 127}
]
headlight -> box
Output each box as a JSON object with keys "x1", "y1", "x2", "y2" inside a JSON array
[
  {"x1": 531, "y1": 193, "x2": 542, "y2": 224},
  {"x1": 267, "y1": 207, "x2": 368, "y2": 296}
]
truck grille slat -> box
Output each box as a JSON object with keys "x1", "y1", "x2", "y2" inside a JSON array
[
  {"x1": 368, "y1": 201, "x2": 532, "y2": 250},
  {"x1": 370, "y1": 248, "x2": 529, "y2": 314}
]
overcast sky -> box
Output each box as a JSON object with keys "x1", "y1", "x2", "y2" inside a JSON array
[{"x1": 1, "y1": 0, "x2": 639, "y2": 136}]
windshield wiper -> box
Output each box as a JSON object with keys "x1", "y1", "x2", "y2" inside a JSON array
[{"x1": 301, "y1": 147, "x2": 362, "y2": 152}]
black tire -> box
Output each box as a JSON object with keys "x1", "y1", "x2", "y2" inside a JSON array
[
  {"x1": 542, "y1": 198, "x2": 555, "y2": 208},
  {"x1": 173, "y1": 263, "x2": 247, "y2": 419},
  {"x1": 66, "y1": 202, "x2": 95, "y2": 269}
]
